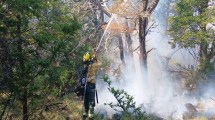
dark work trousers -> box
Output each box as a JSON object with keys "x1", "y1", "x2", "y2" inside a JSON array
[{"x1": 83, "y1": 82, "x2": 96, "y2": 119}]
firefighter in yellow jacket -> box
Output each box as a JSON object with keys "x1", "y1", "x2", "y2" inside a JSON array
[{"x1": 82, "y1": 50, "x2": 101, "y2": 120}]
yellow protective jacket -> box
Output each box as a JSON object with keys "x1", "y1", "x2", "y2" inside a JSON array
[{"x1": 86, "y1": 60, "x2": 101, "y2": 83}]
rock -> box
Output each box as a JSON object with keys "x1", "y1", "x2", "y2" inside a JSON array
[{"x1": 183, "y1": 103, "x2": 198, "y2": 119}]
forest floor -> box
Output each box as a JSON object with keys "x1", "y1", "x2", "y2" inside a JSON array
[{"x1": 39, "y1": 94, "x2": 82, "y2": 120}]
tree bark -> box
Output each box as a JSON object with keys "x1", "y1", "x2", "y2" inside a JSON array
[
  {"x1": 23, "y1": 89, "x2": 28, "y2": 120},
  {"x1": 125, "y1": 20, "x2": 133, "y2": 57},
  {"x1": 17, "y1": 15, "x2": 28, "y2": 120},
  {"x1": 198, "y1": 0, "x2": 212, "y2": 72},
  {"x1": 147, "y1": 0, "x2": 159, "y2": 14},
  {"x1": 99, "y1": 9, "x2": 104, "y2": 23},
  {"x1": 139, "y1": 0, "x2": 159, "y2": 72},
  {"x1": 118, "y1": 35, "x2": 125, "y2": 66},
  {"x1": 139, "y1": 17, "x2": 148, "y2": 70},
  {"x1": 139, "y1": 0, "x2": 148, "y2": 71},
  {"x1": 0, "y1": 38, "x2": 14, "y2": 89}
]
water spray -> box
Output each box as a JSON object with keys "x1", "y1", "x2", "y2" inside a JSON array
[{"x1": 96, "y1": 14, "x2": 115, "y2": 52}]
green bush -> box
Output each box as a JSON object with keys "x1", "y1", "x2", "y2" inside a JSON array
[{"x1": 102, "y1": 75, "x2": 152, "y2": 120}]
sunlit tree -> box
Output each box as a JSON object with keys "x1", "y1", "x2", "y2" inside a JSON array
[{"x1": 169, "y1": 0, "x2": 215, "y2": 72}]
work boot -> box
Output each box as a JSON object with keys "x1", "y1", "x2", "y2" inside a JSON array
[
  {"x1": 88, "y1": 113, "x2": 94, "y2": 120},
  {"x1": 82, "y1": 112, "x2": 88, "y2": 120},
  {"x1": 88, "y1": 105, "x2": 94, "y2": 120}
]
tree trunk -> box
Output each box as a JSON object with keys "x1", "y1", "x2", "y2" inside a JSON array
[
  {"x1": 138, "y1": 0, "x2": 159, "y2": 75},
  {"x1": 139, "y1": 0, "x2": 148, "y2": 72},
  {"x1": 199, "y1": 40, "x2": 210, "y2": 72},
  {"x1": 99, "y1": 10, "x2": 104, "y2": 23},
  {"x1": 17, "y1": 15, "x2": 28, "y2": 120},
  {"x1": 0, "y1": 39, "x2": 14, "y2": 88},
  {"x1": 139, "y1": 17, "x2": 148, "y2": 71},
  {"x1": 198, "y1": 0, "x2": 211, "y2": 72},
  {"x1": 118, "y1": 35, "x2": 125, "y2": 66},
  {"x1": 23, "y1": 89, "x2": 28, "y2": 120},
  {"x1": 125, "y1": 20, "x2": 133, "y2": 57}
]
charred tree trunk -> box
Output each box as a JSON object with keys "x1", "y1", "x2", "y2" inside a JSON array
[
  {"x1": 139, "y1": 0, "x2": 148, "y2": 71},
  {"x1": 139, "y1": 0, "x2": 159, "y2": 74},
  {"x1": 118, "y1": 35, "x2": 125, "y2": 66},
  {"x1": 139, "y1": 17, "x2": 148, "y2": 70}
]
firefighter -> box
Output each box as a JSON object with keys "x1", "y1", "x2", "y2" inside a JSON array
[{"x1": 82, "y1": 50, "x2": 101, "y2": 120}]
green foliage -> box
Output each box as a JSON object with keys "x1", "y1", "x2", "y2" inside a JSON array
[
  {"x1": 0, "y1": 0, "x2": 88, "y2": 119},
  {"x1": 169, "y1": 0, "x2": 214, "y2": 47},
  {"x1": 103, "y1": 75, "x2": 150, "y2": 120},
  {"x1": 168, "y1": 0, "x2": 215, "y2": 72},
  {"x1": 62, "y1": 18, "x2": 81, "y2": 35}
]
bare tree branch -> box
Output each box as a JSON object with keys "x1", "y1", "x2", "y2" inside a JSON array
[
  {"x1": 186, "y1": 48, "x2": 198, "y2": 61},
  {"x1": 132, "y1": 46, "x2": 140, "y2": 52},
  {"x1": 145, "y1": 21, "x2": 156, "y2": 35},
  {"x1": 147, "y1": 48, "x2": 155, "y2": 54}
]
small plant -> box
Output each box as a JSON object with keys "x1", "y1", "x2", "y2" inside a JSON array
[{"x1": 102, "y1": 75, "x2": 150, "y2": 120}]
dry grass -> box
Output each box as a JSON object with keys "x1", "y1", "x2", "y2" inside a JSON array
[
  {"x1": 189, "y1": 117, "x2": 208, "y2": 120},
  {"x1": 39, "y1": 94, "x2": 83, "y2": 120}
]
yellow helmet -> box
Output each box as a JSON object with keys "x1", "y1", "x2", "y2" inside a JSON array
[{"x1": 83, "y1": 52, "x2": 91, "y2": 62}]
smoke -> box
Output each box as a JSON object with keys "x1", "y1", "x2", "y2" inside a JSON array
[{"x1": 95, "y1": 0, "x2": 215, "y2": 119}]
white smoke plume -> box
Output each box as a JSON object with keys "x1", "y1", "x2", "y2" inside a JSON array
[{"x1": 95, "y1": 0, "x2": 215, "y2": 119}]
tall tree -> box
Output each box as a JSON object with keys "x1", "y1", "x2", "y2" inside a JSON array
[
  {"x1": 169, "y1": 0, "x2": 215, "y2": 72},
  {"x1": 0, "y1": 0, "x2": 83, "y2": 119},
  {"x1": 139, "y1": 0, "x2": 159, "y2": 72}
]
